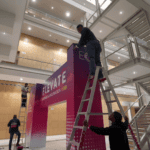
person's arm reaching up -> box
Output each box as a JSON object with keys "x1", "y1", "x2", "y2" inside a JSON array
[{"x1": 90, "y1": 126, "x2": 111, "y2": 135}]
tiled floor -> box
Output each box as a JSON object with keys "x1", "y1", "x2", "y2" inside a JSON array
[{"x1": 1, "y1": 140, "x2": 66, "y2": 150}]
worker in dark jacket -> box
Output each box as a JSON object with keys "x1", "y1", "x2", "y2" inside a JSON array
[
  {"x1": 84, "y1": 111, "x2": 130, "y2": 150},
  {"x1": 8, "y1": 115, "x2": 21, "y2": 150},
  {"x1": 75, "y1": 24, "x2": 105, "y2": 82}
]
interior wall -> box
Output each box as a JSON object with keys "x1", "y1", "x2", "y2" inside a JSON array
[
  {"x1": 0, "y1": 80, "x2": 34, "y2": 140},
  {"x1": 47, "y1": 102, "x2": 66, "y2": 136},
  {"x1": 0, "y1": 80, "x2": 138, "y2": 139},
  {"x1": 17, "y1": 34, "x2": 68, "y2": 71}
]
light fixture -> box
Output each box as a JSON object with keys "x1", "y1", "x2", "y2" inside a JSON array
[
  {"x1": 119, "y1": 11, "x2": 123, "y2": 15},
  {"x1": 32, "y1": 0, "x2": 36, "y2": 2},
  {"x1": 133, "y1": 71, "x2": 136, "y2": 74},
  {"x1": 51, "y1": 7, "x2": 54, "y2": 9},
  {"x1": 49, "y1": 34, "x2": 51, "y2": 37},
  {"x1": 118, "y1": 57, "x2": 120, "y2": 59},
  {"x1": 99, "y1": 30, "x2": 102, "y2": 33},
  {"x1": 67, "y1": 40, "x2": 70, "y2": 43},
  {"x1": 28, "y1": 27, "x2": 31, "y2": 30},
  {"x1": 25, "y1": 11, "x2": 28, "y2": 14},
  {"x1": 66, "y1": 12, "x2": 70, "y2": 17},
  {"x1": 3, "y1": 32, "x2": 6, "y2": 35},
  {"x1": 20, "y1": 78, "x2": 23, "y2": 81}
]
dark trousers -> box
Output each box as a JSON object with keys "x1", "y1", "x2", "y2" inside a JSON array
[
  {"x1": 9, "y1": 131, "x2": 21, "y2": 149},
  {"x1": 21, "y1": 95, "x2": 27, "y2": 107},
  {"x1": 87, "y1": 40, "x2": 103, "y2": 79}
]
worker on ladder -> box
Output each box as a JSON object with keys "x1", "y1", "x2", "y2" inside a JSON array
[
  {"x1": 74, "y1": 24, "x2": 106, "y2": 82},
  {"x1": 8, "y1": 115, "x2": 21, "y2": 150},
  {"x1": 84, "y1": 112, "x2": 130, "y2": 150},
  {"x1": 21, "y1": 83, "x2": 29, "y2": 107}
]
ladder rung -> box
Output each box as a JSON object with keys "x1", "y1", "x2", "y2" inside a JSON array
[
  {"x1": 74, "y1": 126, "x2": 83, "y2": 129},
  {"x1": 86, "y1": 87, "x2": 92, "y2": 91},
  {"x1": 78, "y1": 112, "x2": 86, "y2": 115},
  {"x1": 70, "y1": 140, "x2": 79, "y2": 147},
  {"x1": 103, "y1": 89, "x2": 111, "y2": 92},
  {"x1": 106, "y1": 100, "x2": 117, "y2": 103},
  {"x1": 82, "y1": 99, "x2": 90, "y2": 102},
  {"x1": 88, "y1": 113, "x2": 109, "y2": 115}
]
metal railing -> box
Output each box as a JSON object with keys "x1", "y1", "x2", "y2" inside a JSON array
[
  {"x1": 86, "y1": 0, "x2": 113, "y2": 27},
  {"x1": 16, "y1": 56, "x2": 63, "y2": 72},
  {"x1": 26, "y1": 7, "x2": 77, "y2": 32},
  {"x1": 126, "y1": 99, "x2": 150, "y2": 150}
]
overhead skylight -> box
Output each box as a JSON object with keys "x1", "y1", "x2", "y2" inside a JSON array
[{"x1": 86, "y1": 0, "x2": 112, "y2": 10}]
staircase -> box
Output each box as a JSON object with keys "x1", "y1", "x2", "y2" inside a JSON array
[{"x1": 127, "y1": 102, "x2": 150, "y2": 149}]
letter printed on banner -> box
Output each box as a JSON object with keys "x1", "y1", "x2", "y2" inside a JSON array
[
  {"x1": 79, "y1": 51, "x2": 84, "y2": 60},
  {"x1": 49, "y1": 81, "x2": 53, "y2": 91},
  {"x1": 57, "y1": 75, "x2": 61, "y2": 86},
  {"x1": 62, "y1": 71, "x2": 66, "y2": 84},
  {"x1": 54, "y1": 78, "x2": 57, "y2": 89}
]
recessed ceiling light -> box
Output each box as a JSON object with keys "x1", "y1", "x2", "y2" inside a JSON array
[
  {"x1": 118, "y1": 57, "x2": 120, "y2": 59},
  {"x1": 51, "y1": 7, "x2": 54, "y2": 9},
  {"x1": 25, "y1": 11, "x2": 28, "y2": 14},
  {"x1": 66, "y1": 12, "x2": 70, "y2": 17},
  {"x1": 99, "y1": 30, "x2": 102, "y2": 33},
  {"x1": 3, "y1": 32, "x2": 6, "y2": 35},
  {"x1": 28, "y1": 27, "x2": 31, "y2": 30},
  {"x1": 67, "y1": 40, "x2": 70, "y2": 43},
  {"x1": 133, "y1": 71, "x2": 136, "y2": 74},
  {"x1": 49, "y1": 34, "x2": 51, "y2": 36},
  {"x1": 32, "y1": 0, "x2": 36, "y2": 2},
  {"x1": 20, "y1": 78, "x2": 23, "y2": 81},
  {"x1": 119, "y1": 11, "x2": 123, "y2": 15}
]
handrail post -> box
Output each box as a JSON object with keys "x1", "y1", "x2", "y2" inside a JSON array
[{"x1": 134, "y1": 119, "x2": 140, "y2": 146}]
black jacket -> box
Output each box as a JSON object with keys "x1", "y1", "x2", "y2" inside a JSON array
[
  {"x1": 89, "y1": 120, "x2": 130, "y2": 150},
  {"x1": 8, "y1": 118, "x2": 20, "y2": 133},
  {"x1": 77, "y1": 27, "x2": 98, "y2": 48}
]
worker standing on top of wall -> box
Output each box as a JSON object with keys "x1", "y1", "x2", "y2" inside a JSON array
[
  {"x1": 21, "y1": 83, "x2": 29, "y2": 107},
  {"x1": 74, "y1": 24, "x2": 106, "y2": 82}
]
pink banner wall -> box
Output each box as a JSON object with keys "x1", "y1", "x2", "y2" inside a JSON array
[{"x1": 26, "y1": 44, "x2": 106, "y2": 150}]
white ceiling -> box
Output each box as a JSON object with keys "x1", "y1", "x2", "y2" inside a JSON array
[
  {"x1": 28, "y1": 0, "x2": 86, "y2": 25},
  {"x1": 105, "y1": 0, "x2": 138, "y2": 24},
  {"x1": 0, "y1": 74, "x2": 45, "y2": 84}
]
